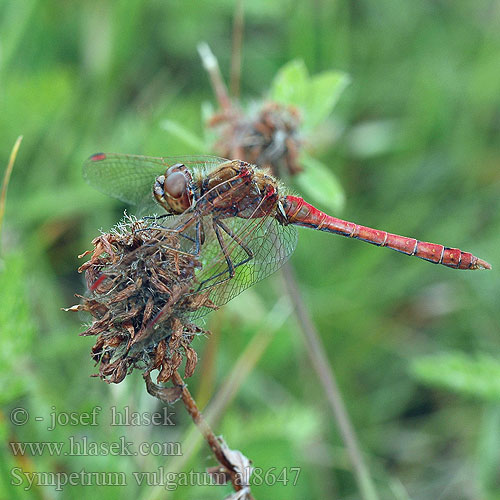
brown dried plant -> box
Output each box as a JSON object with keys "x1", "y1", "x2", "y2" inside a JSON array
[
  {"x1": 198, "y1": 43, "x2": 303, "y2": 180},
  {"x1": 66, "y1": 214, "x2": 254, "y2": 496},
  {"x1": 65, "y1": 215, "x2": 216, "y2": 391},
  {"x1": 210, "y1": 101, "x2": 303, "y2": 178}
]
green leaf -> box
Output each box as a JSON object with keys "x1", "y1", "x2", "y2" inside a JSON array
[
  {"x1": 271, "y1": 61, "x2": 349, "y2": 130},
  {"x1": 305, "y1": 71, "x2": 350, "y2": 129},
  {"x1": 270, "y1": 59, "x2": 309, "y2": 108},
  {"x1": 294, "y1": 155, "x2": 345, "y2": 213},
  {"x1": 411, "y1": 352, "x2": 500, "y2": 401}
]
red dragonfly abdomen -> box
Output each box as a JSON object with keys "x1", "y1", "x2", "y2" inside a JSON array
[{"x1": 283, "y1": 195, "x2": 491, "y2": 270}]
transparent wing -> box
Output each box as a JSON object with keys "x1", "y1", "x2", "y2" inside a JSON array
[
  {"x1": 83, "y1": 152, "x2": 297, "y2": 321},
  {"x1": 184, "y1": 214, "x2": 298, "y2": 319},
  {"x1": 82, "y1": 153, "x2": 230, "y2": 212}
]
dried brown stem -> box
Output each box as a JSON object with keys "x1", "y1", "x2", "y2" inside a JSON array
[
  {"x1": 143, "y1": 300, "x2": 290, "y2": 500},
  {"x1": 172, "y1": 370, "x2": 254, "y2": 498},
  {"x1": 281, "y1": 263, "x2": 379, "y2": 500},
  {"x1": 198, "y1": 42, "x2": 233, "y2": 112}
]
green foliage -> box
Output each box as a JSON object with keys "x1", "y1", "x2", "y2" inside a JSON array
[
  {"x1": 477, "y1": 405, "x2": 500, "y2": 500},
  {"x1": 295, "y1": 154, "x2": 345, "y2": 213},
  {"x1": 0, "y1": 253, "x2": 36, "y2": 405},
  {"x1": 411, "y1": 352, "x2": 500, "y2": 401},
  {"x1": 162, "y1": 57, "x2": 348, "y2": 213},
  {"x1": 270, "y1": 59, "x2": 350, "y2": 130},
  {"x1": 0, "y1": 1, "x2": 499, "y2": 499}
]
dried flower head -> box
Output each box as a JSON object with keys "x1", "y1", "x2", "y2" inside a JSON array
[
  {"x1": 210, "y1": 101, "x2": 303, "y2": 177},
  {"x1": 65, "y1": 215, "x2": 217, "y2": 386}
]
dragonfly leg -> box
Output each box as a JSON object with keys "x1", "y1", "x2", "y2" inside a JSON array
[
  {"x1": 216, "y1": 219, "x2": 254, "y2": 270},
  {"x1": 214, "y1": 220, "x2": 235, "y2": 278},
  {"x1": 189, "y1": 219, "x2": 203, "y2": 256},
  {"x1": 161, "y1": 214, "x2": 203, "y2": 252},
  {"x1": 131, "y1": 214, "x2": 203, "y2": 258},
  {"x1": 143, "y1": 214, "x2": 174, "y2": 221},
  {"x1": 138, "y1": 214, "x2": 191, "y2": 238},
  {"x1": 172, "y1": 217, "x2": 204, "y2": 255},
  {"x1": 195, "y1": 218, "x2": 254, "y2": 291}
]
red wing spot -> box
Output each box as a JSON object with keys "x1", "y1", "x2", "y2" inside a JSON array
[{"x1": 89, "y1": 153, "x2": 107, "y2": 162}]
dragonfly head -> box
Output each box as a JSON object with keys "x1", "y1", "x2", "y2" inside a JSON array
[{"x1": 153, "y1": 163, "x2": 194, "y2": 214}]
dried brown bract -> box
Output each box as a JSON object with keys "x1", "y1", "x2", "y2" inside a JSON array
[
  {"x1": 65, "y1": 215, "x2": 217, "y2": 385},
  {"x1": 210, "y1": 101, "x2": 303, "y2": 177}
]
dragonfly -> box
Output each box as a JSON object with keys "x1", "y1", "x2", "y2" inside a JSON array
[{"x1": 83, "y1": 153, "x2": 491, "y2": 318}]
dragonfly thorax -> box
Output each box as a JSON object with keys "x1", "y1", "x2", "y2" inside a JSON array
[{"x1": 153, "y1": 163, "x2": 194, "y2": 214}]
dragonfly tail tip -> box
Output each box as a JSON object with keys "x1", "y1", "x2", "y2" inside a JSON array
[{"x1": 475, "y1": 258, "x2": 492, "y2": 270}]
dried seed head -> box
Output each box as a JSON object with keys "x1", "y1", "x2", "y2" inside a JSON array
[
  {"x1": 210, "y1": 101, "x2": 303, "y2": 177},
  {"x1": 65, "y1": 215, "x2": 215, "y2": 384}
]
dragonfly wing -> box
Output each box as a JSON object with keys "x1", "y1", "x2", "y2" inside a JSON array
[
  {"x1": 83, "y1": 153, "x2": 167, "y2": 206},
  {"x1": 83, "y1": 152, "x2": 230, "y2": 208},
  {"x1": 102, "y1": 210, "x2": 296, "y2": 321},
  {"x1": 188, "y1": 215, "x2": 298, "y2": 319}
]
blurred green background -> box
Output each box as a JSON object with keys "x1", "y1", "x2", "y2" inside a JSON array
[{"x1": 1, "y1": 1, "x2": 499, "y2": 499}]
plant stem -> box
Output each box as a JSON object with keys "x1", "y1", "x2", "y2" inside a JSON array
[
  {"x1": 281, "y1": 262, "x2": 379, "y2": 500},
  {"x1": 144, "y1": 300, "x2": 290, "y2": 500},
  {"x1": 171, "y1": 370, "x2": 254, "y2": 498},
  {"x1": 198, "y1": 42, "x2": 232, "y2": 112}
]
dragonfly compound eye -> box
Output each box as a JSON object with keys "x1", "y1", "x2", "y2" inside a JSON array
[
  {"x1": 166, "y1": 163, "x2": 185, "y2": 175},
  {"x1": 165, "y1": 171, "x2": 187, "y2": 199}
]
